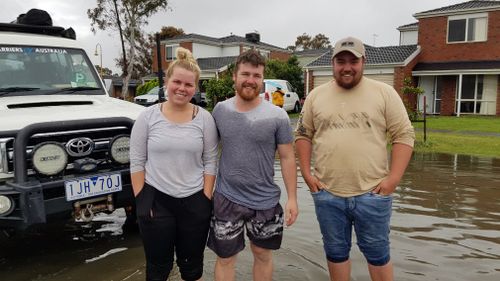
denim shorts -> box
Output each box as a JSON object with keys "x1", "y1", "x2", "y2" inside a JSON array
[{"x1": 311, "y1": 189, "x2": 392, "y2": 266}]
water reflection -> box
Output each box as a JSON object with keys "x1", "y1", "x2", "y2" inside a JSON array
[{"x1": 390, "y1": 153, "x2": 500, "y2": 281}]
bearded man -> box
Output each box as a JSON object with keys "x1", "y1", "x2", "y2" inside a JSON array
[{"x1": 207, "y1": 49, "x2": 298, "y2": 281}]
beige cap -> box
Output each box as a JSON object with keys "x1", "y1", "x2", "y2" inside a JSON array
[{"x1": 332, "y1": 37, "x2": 366, "y2": 58}]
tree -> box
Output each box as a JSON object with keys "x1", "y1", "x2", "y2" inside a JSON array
[
  {"x1": 310, "y1": 33, "x2": 331, "y2": 49},
  {"x1": 291, "y1": 33, "x2": 312, "y2": 51},
  {"x1": 94, "y1": 65, "x2": 114, "y2": 76},
  {"x1": 115, "y1": 31, "x2": 155, "y2": 79},
  {"x1": 203, "y1": 65, "x2": 234, "y2": 108},
  {"x1": 116, "y1": 26, "x2": 183, "y2": 79},
  {"x1": 288, "y1": 33, "x2": 332, "y2": 51},
  {"x1": 88, "y1": 0, "x2": 169, "y2": 99},
  {"x1": 159, "y1": 26, "x2": 185, "y2": 39},
  {"x1": 136, "y1": 78, "x2": 159, "y2": 96},
  {"x1": 401, "y1": 77, "x2": 425, "y2": 120}
]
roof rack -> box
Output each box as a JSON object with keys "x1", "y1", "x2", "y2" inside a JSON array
[{"x1": 0, "y1": 23, "x2": 76, "y2": 40}]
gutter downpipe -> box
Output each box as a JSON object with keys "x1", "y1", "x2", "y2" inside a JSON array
[
  {"x1": 457, "y1": 74, "x2": 462, "y2": 117},
  {"x1": 306, "y1": 68, "x2": 309, "y2": 97}
]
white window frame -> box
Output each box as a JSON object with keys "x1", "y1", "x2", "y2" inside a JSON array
[
  {"x1": 434, "y1": 76, "x2": 443, "y2": 114},
  {"x1": 259, "y1": 49, "x2": 270, "y2": 59},
  {"x1": 165, "y1": 44, "x2": 179, "y2": 61},
  {"x1": 447, "y1": 13, "x2": 488, "y2": 43},
  {"x1": 455, "y1": 74, "x2": 497, "y2": 115}
]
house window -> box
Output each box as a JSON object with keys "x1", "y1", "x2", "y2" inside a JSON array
[
  {"x1": 456, "y1": 75, "x2": 497, "y2": 115},
  {"x1": 165, "y1": 45, "x2": 178, "y2": 61},
  {"x1": 434, "y1": 76, "x2": 443, "y2": 114},
  {"x1": 448, "y1": 13, "x2": 487, "y2": 43},
  {"x1": 259, "y1": 50, "x2": 270, "y2": 59}
]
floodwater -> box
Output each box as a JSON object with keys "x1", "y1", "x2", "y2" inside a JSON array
[{"x1": 0, "y1": 153, "x2": 499, "y2": 281}]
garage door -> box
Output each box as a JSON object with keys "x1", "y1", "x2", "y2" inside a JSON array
[
  {"x1": 365, "y1": 74, "x2": 394, "y2": 86},
  {"x1": 313, "y1": 74, "x2": 393, "y2": 88},
  {"x1": 313, "y1": 76, "x2": 332, "y2": 87}
]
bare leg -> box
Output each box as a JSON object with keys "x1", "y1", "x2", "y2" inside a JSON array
[
  {"x1": 214, "y1": 255, "x2": 237, "y2": 281},
  {"x1": 368, "y1": 261, "x2": 393, "y2": 281},
  {"x1": 327, "y1": 259, "x2": 351, "y2": 281},
  {"x1": 250, "y1": 243, "x2": 273, "y2": 281}
]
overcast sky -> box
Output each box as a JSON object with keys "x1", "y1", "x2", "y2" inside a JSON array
[{"x1": 1, "y1": 0, "x2": 467, "y2": 74}]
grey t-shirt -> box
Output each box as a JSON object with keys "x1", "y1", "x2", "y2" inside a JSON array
[
  {"x1": 130, "y1": 104, "x2": 218, "y2": 198},
  {"x1": 213, "y1": 97, "x2": 293, "y2": 210}
]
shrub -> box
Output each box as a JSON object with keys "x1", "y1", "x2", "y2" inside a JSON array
[
  {"x1": 401, "y1": 77, "x2": 425, "y2": 120},
  {"x1": 136, "y1": 79, "x2": 159, "y2": 96},
  {"x1": 203, "y1": 76, "x2": 234, "y2": 108}
]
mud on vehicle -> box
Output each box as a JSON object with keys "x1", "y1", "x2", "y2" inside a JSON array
[{"x1": 0, "y1": 10, "x2": 144, "y2": 233}]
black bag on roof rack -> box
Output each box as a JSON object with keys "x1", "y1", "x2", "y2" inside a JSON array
[
  {"x1": 14, "y1": 9, "x2": 53, "y2": 26},
  {"x1": 1, "y1": 8, "x2": 76, "y2": 39}
]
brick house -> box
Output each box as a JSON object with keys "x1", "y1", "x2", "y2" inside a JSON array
[
  {"x1": 151, "y1": 32, "x2": 290, "y2": 90},
  {"x1": 410, "y1": 0, "x2": 500, "y2": 116},
  {"x1": 304, "y1": 0, "x2": 500, "y2": 116}
]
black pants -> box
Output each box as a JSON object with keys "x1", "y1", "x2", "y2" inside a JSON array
[{"x1": 136, "y1": 183, "x2": 212, "y2": 281}]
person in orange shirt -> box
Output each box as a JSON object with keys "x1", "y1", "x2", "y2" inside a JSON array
[{"x1": 272, "y1": 87, "x2": 285, "y2": 108}]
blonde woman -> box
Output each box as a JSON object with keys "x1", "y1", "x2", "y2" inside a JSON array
[{"x1": 130, "y1": 47, "x2": 218, "y2": 281}]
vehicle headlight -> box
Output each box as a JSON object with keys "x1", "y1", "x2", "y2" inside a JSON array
[
  {"x1": 0, "y1": 195, "x2": 13, "y2": 216},
  {"x1": 32, "y1": 142, "x2": 68, "y2": 175},
  {"x1": 110, "y1": 135, "x2": 130, "y2": 164}
]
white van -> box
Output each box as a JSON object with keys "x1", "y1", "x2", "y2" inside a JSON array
[{"x1": 260, "y1": 79, "x2": 301, "y2": 112}]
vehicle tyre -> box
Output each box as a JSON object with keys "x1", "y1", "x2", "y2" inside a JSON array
[{"x1": 293, "y1": 102, "x2": 301, "y2": 113}]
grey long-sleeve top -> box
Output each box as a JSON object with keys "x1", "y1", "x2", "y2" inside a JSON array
[{"x1": 130, "y1": 104, "x2": 219, "y2": 198}]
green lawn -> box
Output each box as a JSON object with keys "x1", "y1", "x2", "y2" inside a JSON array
[
  {"x1": 411, "y1": 116, "x2": 500, "y2": 158},
  {"x1": 414, "y1": 132, "x2": 500, "y2": 158},
  {"x1": 412, "y1": 115, "x2": 500, "y2": 133}
]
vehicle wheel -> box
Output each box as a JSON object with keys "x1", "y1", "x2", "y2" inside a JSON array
[{"x1": 293, "y1": 102, "x2": 301, "y2": 113}]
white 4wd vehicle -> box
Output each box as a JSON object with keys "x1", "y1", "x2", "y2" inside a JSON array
[
  {"x1": 260, "y1": 79, "x2": 301, "y2": 113},
  {"x1": 0, "y1": 17, "x2": 144, "y2": 232}
]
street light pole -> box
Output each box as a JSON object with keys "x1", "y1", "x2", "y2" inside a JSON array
[{"x1": 94, "y1": 43, "x2": 103, "y2": 77}]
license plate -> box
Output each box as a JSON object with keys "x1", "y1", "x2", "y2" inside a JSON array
[{"x1": 64, "y1": 173, "x2": 122, "y2": 201}]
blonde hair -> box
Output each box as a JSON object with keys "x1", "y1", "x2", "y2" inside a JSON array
[{"x1": 165, "y1": 47, "x2": 200, "y2": 85}]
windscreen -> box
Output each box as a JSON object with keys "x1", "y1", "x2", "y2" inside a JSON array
[{"x1": 0, "y1": 46, "x2": 105, "y2": 95}]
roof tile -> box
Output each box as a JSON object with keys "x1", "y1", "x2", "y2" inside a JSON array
[
  {"x1": 197, "y1": 56, "x2": 237, "y2": 71},
  {"x1": 306, "y1": 45, "x2": 419, "y2": 67},
  {"x1": 415, "y1": 0, "x2": 500, "y2": 17}
]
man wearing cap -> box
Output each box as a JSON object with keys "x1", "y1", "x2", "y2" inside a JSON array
[{"x1": 295, "y1": 36, "x2": 414, "y2": 281}]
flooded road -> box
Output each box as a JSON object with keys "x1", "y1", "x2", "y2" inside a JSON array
[{"x1": 0, "y1": 153, "x2": 499, "y2": 281}]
